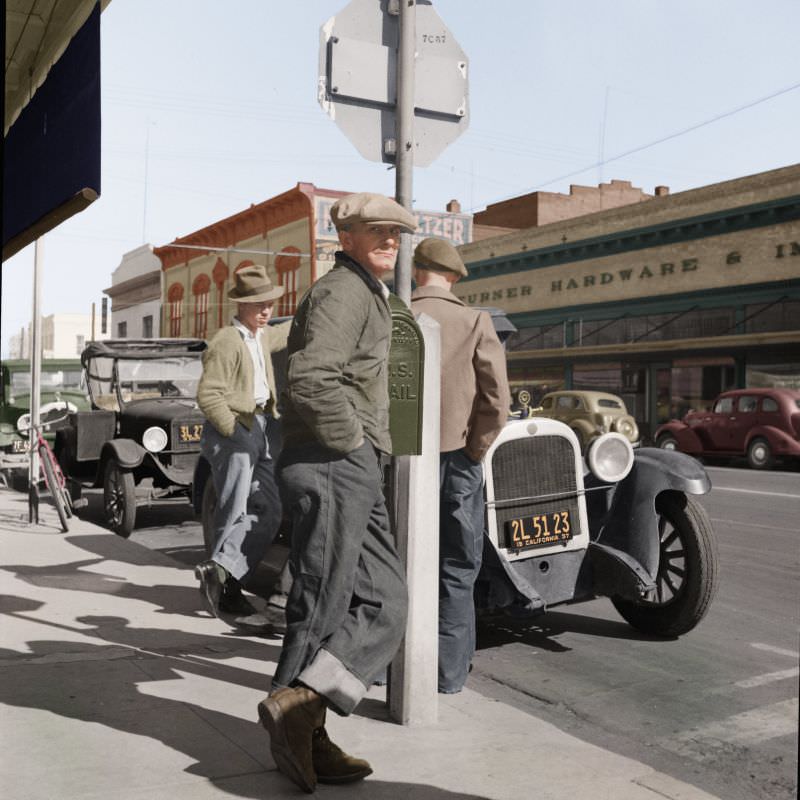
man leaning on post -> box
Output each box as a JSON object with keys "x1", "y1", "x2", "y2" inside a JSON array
[
  {"x1": 410, "y1": 237, "x2": 511, "y2": 694},
  {"x1": 257, "y1": 193, "x2": 413, "y2": 793}
]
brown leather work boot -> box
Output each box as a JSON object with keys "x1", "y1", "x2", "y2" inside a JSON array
[
  {"x1": 258, "y1": 686, "x2": 325, "y2": 793},
  {"x1": 312, "y1": 725, "x2": 373, "y2": 784}
]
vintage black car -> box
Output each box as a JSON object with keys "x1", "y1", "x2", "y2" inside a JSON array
[
  {"x1": 0, "y1": 358, "x2": 89, "y2": 486},
  {"x1": 56, "y1": 339, "x2": 207, "y2": 537},
  {"x1": 478, "y1": 418, "x2": 718, "y2": 637}
]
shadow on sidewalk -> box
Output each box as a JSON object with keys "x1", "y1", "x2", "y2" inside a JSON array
[{"x1": 0, "y1": 612, "x2": 490, "y2": 799}]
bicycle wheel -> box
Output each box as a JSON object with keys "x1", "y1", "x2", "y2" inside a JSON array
[{"x1": 39, "y1": 442, "x2": 70, "y2": 532}]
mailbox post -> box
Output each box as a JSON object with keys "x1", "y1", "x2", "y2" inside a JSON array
[
  {"x1": 387, "y1": 295, "x2": 424, "y2": 455},
  {"x1": 387, "y1": 297, "x2": 440, "y2": 725}
]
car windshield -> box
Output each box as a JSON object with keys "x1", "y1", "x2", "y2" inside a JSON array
[
  {"x1": 87, "y1": 356, "x2": 202, "y2": 407},
  {"x1": 11, "y1": 369, "x2": 83, "y2": 393},
  {"x1": 597, "y1": 398, "x2": 622, "y2": 409}
]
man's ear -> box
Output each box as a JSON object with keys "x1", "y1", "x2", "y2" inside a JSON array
[{"x1": 338, "y1": 229, "x2": 351, "y2": 249}]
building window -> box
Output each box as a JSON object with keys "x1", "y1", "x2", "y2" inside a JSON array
[
  {"x1": 275, "y1": 247, "x2": 302, "y2": 316},
  {"x1": 212, "y1": 257, "x2": 229, "y2": 330},
  {"x1": 193, "y1": 274, "x2": 211, "y2": 339},
  {"x1": 117, "y1": 321, "x2": 127, "y2": 338},
  {"x1": 167, "y1": 283, "x2": 184, "y2": 337},
  {"x1": 142, "y1": 315, "x2": 153, "y2": 338},
  {"x1": 76, "y1": 335, "x2": 85, "y2": 354}
]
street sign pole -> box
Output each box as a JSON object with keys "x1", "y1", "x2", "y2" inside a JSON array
[
  {"x1": 28, "y1": 237, "x2": 43, "y2": 522},
  {"x1": 394, "y1": 0, "x2": 415, "y2": 306},
  {"x1": 319, "y1": 0, "x2": 469, "y2": 726}
]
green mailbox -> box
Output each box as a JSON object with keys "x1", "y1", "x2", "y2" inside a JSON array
[{"x1": 388, "y1": 294, "x2": 425, "y2": 456}]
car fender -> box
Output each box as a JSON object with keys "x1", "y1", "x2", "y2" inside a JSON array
[
  {"x1": 101, "y1": 439, "x2": 146, "y2": 470},
  {"x1": 743, "y1": 425, "x2": 800, "y2": 454},
  {"x1": 591, "y1": 447, "x2": 711, "y2": 581},
  {"x1": 657, "y1": 421, "x2": 703, "y2": 453}
]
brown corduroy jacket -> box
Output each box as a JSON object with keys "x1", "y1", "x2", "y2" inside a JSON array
[{"x1": 411, "y1": 285, "x2": 511, "y2": 461}]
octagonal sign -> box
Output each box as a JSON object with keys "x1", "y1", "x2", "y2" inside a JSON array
[{"x1": 318, "y1": 0, "x2": 469, "y2": 167}]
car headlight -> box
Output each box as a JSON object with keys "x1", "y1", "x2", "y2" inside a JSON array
[
  {"x1": 613, "y1": 417, "x2": 638, "y2": 441},
  {"x1": 142, "y1": 426, "x2": 168, "y2": 453},
  {"x1": 586, "y1": 432, "x2": 634, "y2": 483}
]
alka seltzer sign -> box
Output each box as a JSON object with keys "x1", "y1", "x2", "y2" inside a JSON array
[
  {"x1": 456, "y1": 233, "x2": 800, "y2": 312},
  {"x1": 314, "y1": 195, "x2": 473, "y2": 277}
]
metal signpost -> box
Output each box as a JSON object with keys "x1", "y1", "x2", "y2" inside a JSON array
[
  {"x1": 320, "y1": 0, "x2": 468, "y2": 298},
  {"x1": 319, "y1": 0, "x2": 469, "y2": 725}
]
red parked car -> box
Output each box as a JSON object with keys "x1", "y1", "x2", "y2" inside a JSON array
[{"x1": 654, "y1": 388, "x2": 800, "y2": 470}]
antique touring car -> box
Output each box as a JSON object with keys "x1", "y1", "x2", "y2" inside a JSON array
[
  {"x1": 56, "y1": 339, "x2": 207, "y2": 536},
  {"x1": 477, "y1": 418, "x2": 718, "y2": 637}
]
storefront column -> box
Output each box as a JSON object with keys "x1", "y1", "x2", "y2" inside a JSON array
[{"x1": 735, "y1": 356, "x2": 747, "y2": 388}]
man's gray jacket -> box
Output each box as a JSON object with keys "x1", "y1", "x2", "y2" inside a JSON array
[{"x1": 281, "y1": 253, "x2": 393, "y2": 454}]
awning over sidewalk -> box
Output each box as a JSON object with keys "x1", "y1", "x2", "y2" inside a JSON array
[{"x1": 3, "y1": 0, "x2": 110, "y2": 261}]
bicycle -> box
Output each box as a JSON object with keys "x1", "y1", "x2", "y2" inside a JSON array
[{"x1": 17, "y1": 406, "x2": 74, "y2": 533}]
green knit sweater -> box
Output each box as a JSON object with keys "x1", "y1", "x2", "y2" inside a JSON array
[{"x1": 197, "y1": 321, "x2": 289, "y2": 437}]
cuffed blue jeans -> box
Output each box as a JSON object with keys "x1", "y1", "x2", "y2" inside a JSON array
[
  {"x1": 201, "y1": 414, "x2": 282, "y2": 582},
  {"x1": 439, "y1": 449, "x2": 485, "y2": 693},
  {"x1": 273, "y1": 440, "x2": 408, "y2": 715}
]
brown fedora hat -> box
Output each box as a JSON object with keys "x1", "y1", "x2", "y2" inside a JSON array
[{"x1": 228, "y1": 264, "x2": 285, "y2": 303}]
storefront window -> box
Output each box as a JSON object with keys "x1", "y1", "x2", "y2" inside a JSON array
[
  {"x1": 745, "y1": 299, "x2": 800, "y2": 334},
  {"x1": 747, "y1": 361, "x2": 800, "y2": 389},
  {"x1": 666, "y1": 359, "x2": 736, "y2": 421}
]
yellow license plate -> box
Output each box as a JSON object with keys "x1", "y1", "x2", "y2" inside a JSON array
[
  {"x1": 179, "y1": 423, "x2": 203, "y2": 443},
  {"x1": 505, "y1": 509, "x2": 572, "y2": 549}
]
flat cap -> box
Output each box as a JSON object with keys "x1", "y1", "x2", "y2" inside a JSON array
[
  {"x1": 413, "y1": 237, "x2": 467, "y2": 277},
  {"x1": 331, "y1": 192, "x2": 417, "y2": 232}
]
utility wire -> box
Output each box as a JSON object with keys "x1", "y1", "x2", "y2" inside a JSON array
[{"x1": 478, "y1": 80, "x2": 800, "y2": 208}]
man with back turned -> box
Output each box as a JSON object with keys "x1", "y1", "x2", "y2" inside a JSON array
[{"x1": 411, "y1": 237, "x2": 511, "y2": 694}]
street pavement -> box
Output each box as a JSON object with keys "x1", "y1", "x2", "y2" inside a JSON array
[{"x1": 0, "y1": 486, "x2": 722, "y2": 800}]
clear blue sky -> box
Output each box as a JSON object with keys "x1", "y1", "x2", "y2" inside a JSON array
[{"x1": 3, "y1": 0, "x2": 799, "y2": 355}]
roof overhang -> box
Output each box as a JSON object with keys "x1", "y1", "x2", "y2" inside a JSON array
[{"x1": 3, "y1": 0, "x2": 111, "y2": 261}]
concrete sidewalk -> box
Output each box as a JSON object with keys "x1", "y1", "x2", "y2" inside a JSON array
[{"x1": 0, "y1": 488, "x2": 720, "y2": 800}]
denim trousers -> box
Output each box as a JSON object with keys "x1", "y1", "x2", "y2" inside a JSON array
[
  {"x1": 273, "y1": 440, "x2": 408, "y2": 715},
  {"x1": 439, "y1": 449, "x2": 485, "y2": 693},
  {"x1": 200, "y1": 414, "x2": 282, "y2": 582}
]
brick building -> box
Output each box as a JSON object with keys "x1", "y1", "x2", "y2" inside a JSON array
[
  {"x1": 153, "y1": 182, "x2": 473, "y2": 341},
  {"x1": 458, "y1": 165, "x2": 800, "y2": 440}
]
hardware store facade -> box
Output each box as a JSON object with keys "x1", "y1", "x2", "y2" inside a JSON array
[{"x1": 458, "y1": 165, "x2": 800, "y2": 442}]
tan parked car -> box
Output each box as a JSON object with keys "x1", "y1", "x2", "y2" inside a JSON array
[{"x1": 530, "y1": 390, "x2": 639, "y2": 451}]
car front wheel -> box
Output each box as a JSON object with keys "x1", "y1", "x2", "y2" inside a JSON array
[
  {"x1": 746, "y1": 437, "x2": 773, "y2": 470},
  {"x1": 103, "y1": 458, "x2": 136, "y2": 538},
  {"x1": 611, "y1": 492, "x2": 718, "y2": 637},
  {"x1": 656, "y1": 433, "x2": 678, "y2": 451}
]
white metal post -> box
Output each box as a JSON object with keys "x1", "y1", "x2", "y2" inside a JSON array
[
  {"x1": 389, "y1": 314, "x2": 440, "y2": 725},
  {"x1": 28, "y1": 237, "x2": 44, "y2": 518},
  {"x1": 394, "y1": 0, "x2": 415, "y2": 304}
]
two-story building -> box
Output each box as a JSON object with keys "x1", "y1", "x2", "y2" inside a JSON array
[
  {"x1": 153, "y1": 182, "x2": 473, "y2": 341},
  {"x1": 458, "y1": 165, "x2": 800, "y2": 440}
]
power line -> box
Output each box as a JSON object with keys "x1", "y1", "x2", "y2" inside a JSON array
[{"x1": 479, "y1": 80, "x2": 800, "y2": 208}]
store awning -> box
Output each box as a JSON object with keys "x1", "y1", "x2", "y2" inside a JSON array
[{"x1": 3, "y1": 0, "x2": 111, "y2": 261}]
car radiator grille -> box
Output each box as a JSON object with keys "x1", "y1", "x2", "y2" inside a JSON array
[{"x1": 489, "y1": 434, "x2": 581, "y2": 550}]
